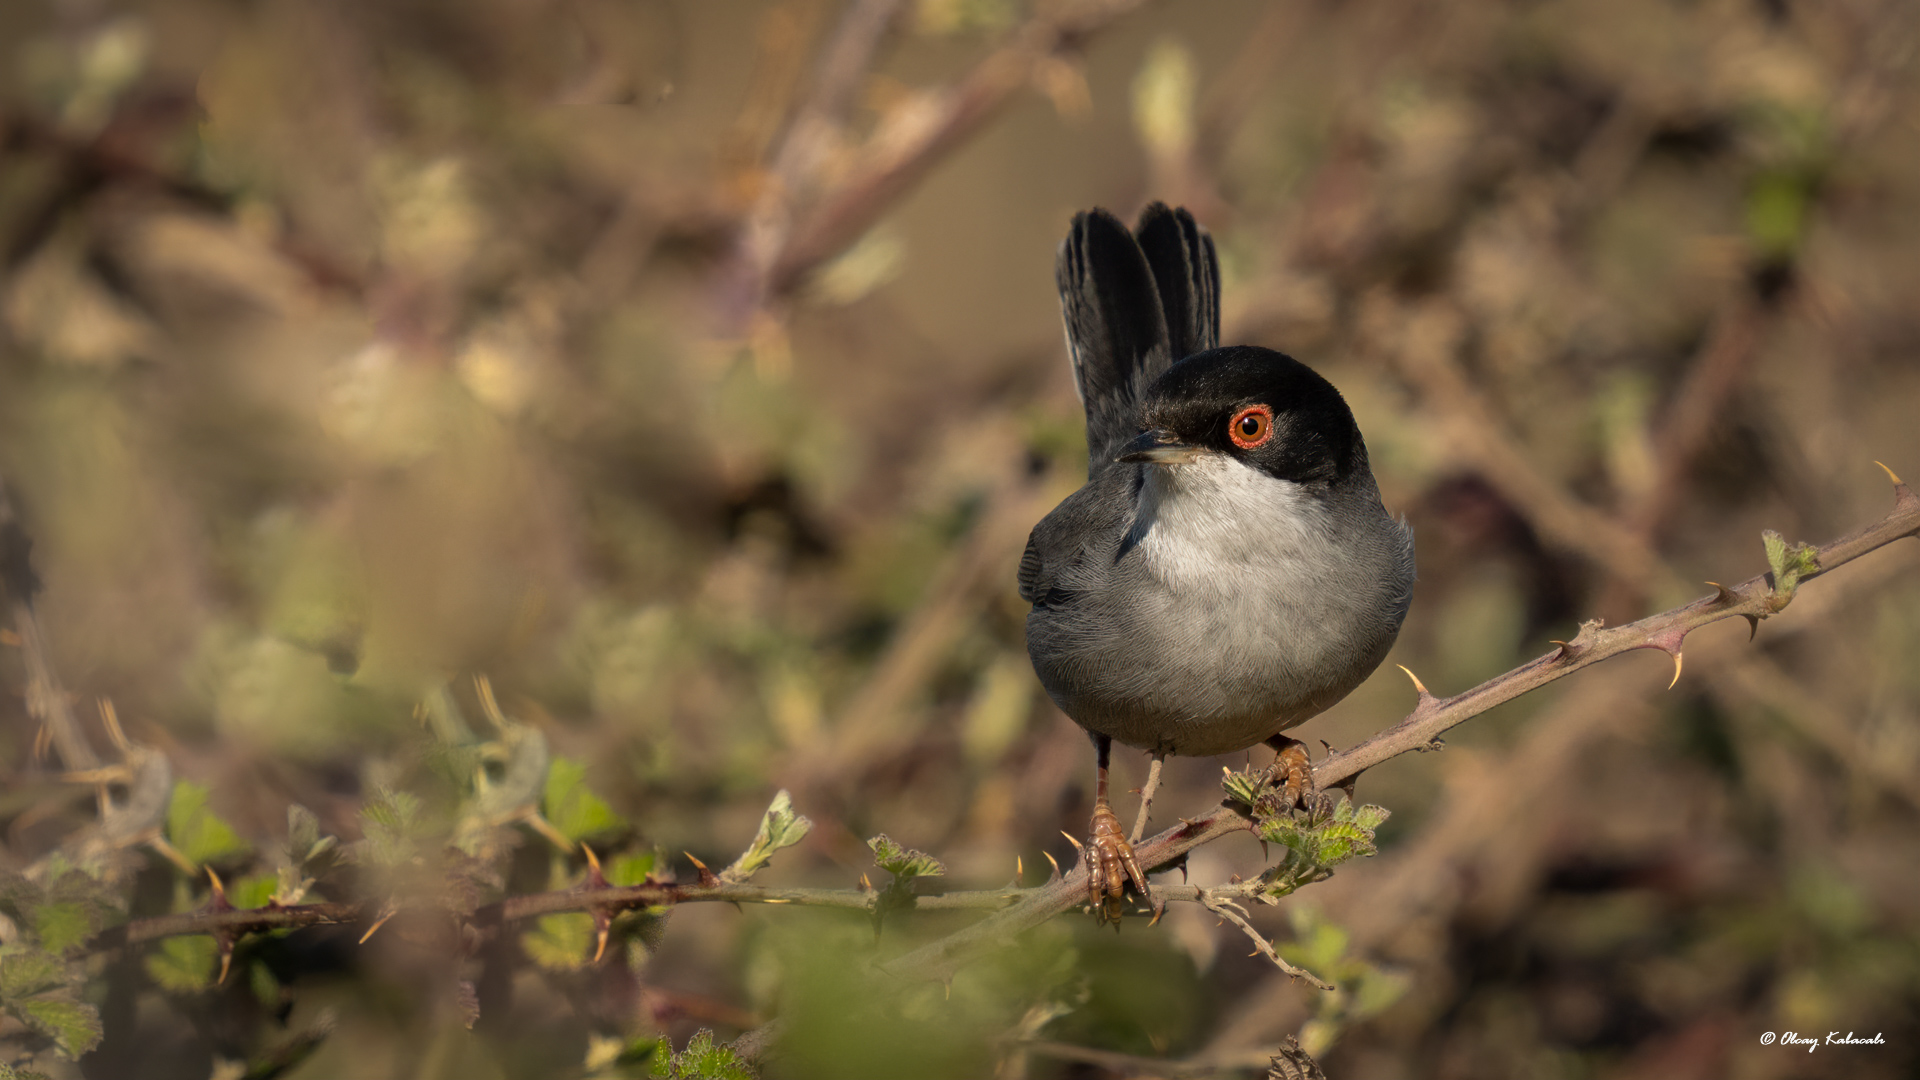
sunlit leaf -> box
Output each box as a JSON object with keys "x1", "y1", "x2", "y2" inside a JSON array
[
  {"x1": 12, "y1": 994, "x2": 103, "y2": 1060},
  {"x1": 868, "y1": 834, "x2": 944, "y2": 881},
  {"x1": 166, "y1": 781, "x2": 252, "y2": 867},
  {"x1": 544, "y1": 757, "x2": 628, "y2": 843},
  {"x1": 521, "y1": 913, "x2": 594, "y2": 971},
  {"x1": 145, "y1": 934, "x2": 218, "y2": 993},
  {"x1": 724, "y1": 790, "x2": 812, "y2": 882}
]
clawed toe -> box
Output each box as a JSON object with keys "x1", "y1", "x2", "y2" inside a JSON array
[{"x1": 1086, "y1": 802, "x2": 1151, "y2": 925}]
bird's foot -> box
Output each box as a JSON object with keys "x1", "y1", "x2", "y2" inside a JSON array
[
  {"x1": 1262, "y1": 735, "x2": 1330, "y2": 818},
  {"x1": 1086, "y1": 801, "x2": 1156, "y2": 926}
]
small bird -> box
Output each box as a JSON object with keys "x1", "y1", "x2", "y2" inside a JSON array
[{"x1": 1019, "y1": 204, "x2": 1415, "y2": 921}]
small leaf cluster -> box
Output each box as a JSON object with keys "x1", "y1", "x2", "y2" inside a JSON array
[
  {"x1": 723, "y1": 790, "x2": 813, "y2": 883},
  {"x1": 1277, "y1": 908, "x2": 1410, "y2": 1058},
  {"x1": 0, "y1": 943, "x2": 102, "y2": 1061},
  {"x1": 1762, "y1": 529, "x2": 1821, "y2": 608},
  {"x1": 866, "y1": 834, "x2": 946, "y2": 937},
  {"x1": 1221, "y1": 766, "x2": 1391, "y2": 899}
]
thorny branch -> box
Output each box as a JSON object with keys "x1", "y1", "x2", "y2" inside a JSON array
[{"x1": 68, "y1": 472, "x2": 1920, "y2": 998}]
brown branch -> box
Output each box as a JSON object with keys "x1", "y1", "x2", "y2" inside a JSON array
[
  {"x1": 1313, "y1": 476, "x2": 1920, "y2": 790},
  {"x1": 761, "y1": 0, "x2": 1151, "y2": 296},
  {"x1": 69, "y1": 480, "x2": 1920, "y2": 1066}
]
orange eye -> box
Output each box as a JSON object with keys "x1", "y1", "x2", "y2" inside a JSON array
[{"x1": 1228, "y1": 405, "x2": 1273, "y2": 449}]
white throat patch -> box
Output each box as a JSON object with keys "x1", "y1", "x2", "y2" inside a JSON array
[{"x1": 1130, "y1": 453, "x2": 1331, "y2": 593}]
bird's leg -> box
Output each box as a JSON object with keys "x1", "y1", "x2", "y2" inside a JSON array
[
  {"x1": 1128, "y1": 750, "x2": 1166, "y2": 845},
  {"x1": 1264, "y1": 734, "x2": 1317, "y2": 814},
  {"x1": 1085, "y1": 734, "x2": 1150, "y2": 925}
]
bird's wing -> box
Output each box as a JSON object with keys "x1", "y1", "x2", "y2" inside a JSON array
[
  {"x1": 1133, "y1": 203, "x2": 1220, "y2": 364},
  {"x1": 1057, "y1": 209, "x2": 1171, "y2": 473}
]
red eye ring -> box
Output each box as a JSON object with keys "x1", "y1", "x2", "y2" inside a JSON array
[{"x1": 1228, "y1": 405, "x2": 1274, "y2": 449}]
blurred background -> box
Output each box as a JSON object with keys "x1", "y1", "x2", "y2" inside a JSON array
[{"x1": 3, "y1": 0, "x2": 1919, "y2": 1076}]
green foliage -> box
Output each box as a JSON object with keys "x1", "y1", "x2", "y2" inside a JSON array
[
  {"x1": 230, "y1": 873, "x2": 279, "y2": 910},
  {"x1": 768, "y1": 913, "x2": 1040, "y2": 1080},
  {"x1": 0, "y1": 871, "x2": 121, "y2": 956},
  {"x1": 723, "y1": 791, "x2": 813, "y2": 882},
  {"x1": 0, "y1": 945, "x2": 101, "y2": 1060},
  {"x1": 144, "y1": 934, "x2": 219, "y2": 993},
  {"x1": 0, "y1": 1062, "x2": 55, "y2": 1080},
  {"x1": 276, "y1": 803, "x2": 340, "y2": 905},
  {"x1": 165, "y1": 781, "x2": 252, "y2": 867},
  {"x1": 584, "y1": 1033, "x2": 663, "y2": 1077},
  {"x1": 1763, "y1": 529, "x2": 1821, "y2": 605},
  {"x1": 1220, "y1": 765, "x2": 1267, "y2": 810},
  {"x1": 1220, "y1": 770, "x2": 1391, "y2": 898},
  {"x1": 522, "y1": 913, "x2": 597, "y2": 971},
  {"x1": 11, "y1": 996, "x2": 102, "y2": 1061},
  {"x1": 544, "y1": 757, "x2": 629, "y2": 844},
  {"x1": 358, "y1": 787, "x2": 426, "y2": 867},
  {"x1": 28, "y1": 902, "x2": 93, "y2": 957},
  {"x1": 866, "y1": 835, "x2": 944, "y2": 882},
  {"x1": 1258, "y1": 799, "x2": 1390, "y2": 870},
  {"x1": 1279, "y1": 908, "x2": 1410, "y2": 1058},
  {"x1": 607, "y1": 850, "x2": 659, "y2": 887},
  {"x1": 0, "y1": 948, "x2": 65, "y2": 1000},
  {"x1": 656, "y1": 1030, "x2": 754, "y2": 1080}
]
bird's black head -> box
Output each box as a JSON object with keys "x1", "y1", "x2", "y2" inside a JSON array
[{"x1": 1117, "y1": 345, "x2": 1364, "y2": 487}]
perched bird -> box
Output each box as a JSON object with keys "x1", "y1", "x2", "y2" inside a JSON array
[{"x1": 1019, "y1": 204, "x2": 1415, "y2": 920}]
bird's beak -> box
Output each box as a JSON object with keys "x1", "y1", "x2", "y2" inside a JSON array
[{"x1": 1115, "y1": 429, "x2": 1203, "y2": 465}]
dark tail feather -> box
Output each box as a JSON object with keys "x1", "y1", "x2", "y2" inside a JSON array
[
  {"x1": 1133, "y1": 203, "x2": 1220, "y2": 364},
  {"x1": 1056, "y1": 209, "x2": 1171, "y2": 470}
]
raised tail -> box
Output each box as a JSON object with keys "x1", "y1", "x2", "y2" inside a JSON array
[
  {"x1": 1055, "y1": 205, "x2": 1220, "y2": 472},
  {"x1": 1134, "y1": 202, "x2": 1220, "y2": 363}
]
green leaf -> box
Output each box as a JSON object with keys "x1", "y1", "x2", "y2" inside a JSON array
[
  {"x1": 1745, "y1": 171, "x2": 1811, "y2": 258},
  {"x1": 30, "y1": 902, "x2": 93, "y2": 956},
  {"x1": 544, "y1": 757, "x2": 629, "y2": 843},
  {"x1": 521, "y1": 913, "x2": 595, "y2": 971},
  {"x1": 723, "y1": 790, "x2": 813, "y2": 882},
  {"x1": 230, "y1": 874, "x2": 279, "y2": 910},
  {"x1": 1762, "y1": 529, "x2": 1821, "y2": 604},
  {"x1": 12, "y1": 994, "x2": 102, "y2": 1060},
  {"x1": 607, "y1": 850, "x2": 659, "y2": 888},
  {"x1": 166, "y1": 781, "x2": 252, "y2": 867},
  {"x1": 1220, "y1": 766, "x2": 1266, "y2": 810},
  {"x1": 0, "y1": 947, "x2": 66, "y2": 999},
  {"x1": 359, "y1": 788, "x2": 424, "y2": 867},
  {"x1": 145, "y1": 934, "x2": 218, "y2": 992},
  {"x1": 667, "y1": 1030, "x2": 754, "y2": 1080},
  {"x1": 867, "y1": 834, "x2": 944, "y2": 881},
  {"x1": 286, "y1": 803, "x2": 338, "y2": 867}
]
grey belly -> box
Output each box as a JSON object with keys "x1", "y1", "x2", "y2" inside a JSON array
[{"x1": 1028, "y1": 582, "x2": 1396, "y2": 757}]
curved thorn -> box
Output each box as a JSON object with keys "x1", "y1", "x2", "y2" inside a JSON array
[
  {"x1": 1015, "y1": 855, "x2": 1023, "y2": 879},
  {"x1": 1060, "y1": 831, "x2": 1085, "y2": 852},
  {"x1": 1876, "y1": 460, "x2": 1904, "y2": 486},
  {"x1": 1743, "y1": 613, "x2": 1760, "y2": 641},
  {"x1": 582, "y1": 844, "x2": 601, "y2": 872},
  {"x1": 1043, "y1": 852, "x2": 1063, "y2": 880},
  {"x1": 99, "y1": 698, "x2": 129, "y2": 753},
  {"x1": 1395, "y1": 664, "x2": 1430, "y2": 697},
  {"x1": 359, "y1": 908, "x2": 396, "y2": 945},
  {"x1": 1668, "y1": 651, "x2": 1684, "y2": 690}
]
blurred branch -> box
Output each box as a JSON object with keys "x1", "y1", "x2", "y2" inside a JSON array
[
  {"x1": 784, "y1": 460, "x2": 1059, "y2": 802},
  {"x1": 1314, "y1": 473, "x2": 1920, "y2": 789},
  {"x1": 0, "y1": 474, "x2": 98, "y2": 773},
  {"x1": 75, "y1": 477, "x2": 1920, "y2": 980},
  {"x1": 750, "y1": 0, "x2": 1152, "y2": 300}
]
